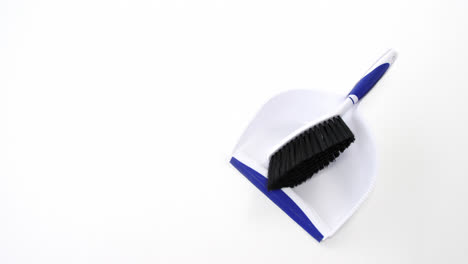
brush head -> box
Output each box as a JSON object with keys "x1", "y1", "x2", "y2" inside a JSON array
[{"x1": 267, "y1": 116, "x2": 355, "y2": 190}]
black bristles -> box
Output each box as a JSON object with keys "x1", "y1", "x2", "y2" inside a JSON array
[{"x1": 267, "y1": 116, "x2": 355, "y2": 190}]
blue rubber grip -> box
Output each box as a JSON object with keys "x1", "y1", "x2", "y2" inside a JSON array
[{"x1": 348, "y1": 63, "x2": 390, "y2": 100}]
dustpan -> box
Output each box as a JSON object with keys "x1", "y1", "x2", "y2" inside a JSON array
[{"x1": 230, "y1": 89, "x2": 377, "y2": 242}]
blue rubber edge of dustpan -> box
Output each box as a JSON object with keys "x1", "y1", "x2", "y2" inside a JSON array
[{"x1": 230, "y1": 157, "x2": 324, "y2": 242}]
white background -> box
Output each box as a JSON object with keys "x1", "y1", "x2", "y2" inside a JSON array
[{"x1": 1, "y1": 0, "x2": 468, "y2": 263}]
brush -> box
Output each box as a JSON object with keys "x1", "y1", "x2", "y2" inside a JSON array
[{"x1": 267, "y1": 49, "x2": 397, "y2": 190}]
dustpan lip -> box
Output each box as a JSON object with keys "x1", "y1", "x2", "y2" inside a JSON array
[{"x1": 230, "y1": 156, "x2": 324, "y2": 242}]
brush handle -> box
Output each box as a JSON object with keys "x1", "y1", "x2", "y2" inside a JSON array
[{"x1": 347, "y1": 49, "x2": 397, "y2": 104}]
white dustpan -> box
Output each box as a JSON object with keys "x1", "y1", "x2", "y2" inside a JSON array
[{"x1": 230, "y1": 50, "x2": 397, "y2": 242}]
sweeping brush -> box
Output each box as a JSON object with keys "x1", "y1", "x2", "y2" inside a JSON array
[{"x1": 267, "y1": 49, "x2": 397, "y2": 190}]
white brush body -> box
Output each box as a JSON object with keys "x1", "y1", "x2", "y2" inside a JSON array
[{"x1": 267, "y1": 49, "x2": 397, "y2": 158}]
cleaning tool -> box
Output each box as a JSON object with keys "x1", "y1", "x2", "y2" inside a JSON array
[
  {"x1": 267, "y1": 49, "x2": 397, "y2": 190},
  {"x1": 230, "y1": 49, "x2": 397, "y2": 241}
]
